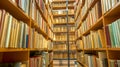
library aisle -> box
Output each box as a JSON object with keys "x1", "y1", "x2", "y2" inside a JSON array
[{"x1": 0, "y1": 0, "x2": 120, "y2": 67}]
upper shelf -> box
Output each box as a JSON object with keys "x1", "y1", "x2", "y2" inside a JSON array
[{"x1": 52, "y1": 6, "x2": 74, "y2": 10}]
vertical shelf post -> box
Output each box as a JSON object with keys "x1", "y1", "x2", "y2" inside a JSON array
[{"x1": 66, "y1": 0, "x2": 70, "y2": 67}]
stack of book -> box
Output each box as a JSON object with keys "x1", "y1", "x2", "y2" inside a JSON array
[
  {"x1": 76, "y1": 40, "x2": 83, "y2": 50},
  {"x1": 83, "y1": 29, "x2": 105, "y2": 49},
  {"x1": 84, "y1": 52, "x2": 108, "y2": 67},
  {"x1": 55, "y1": 34, "x2": 67, "y2": 41},
  {"x1": 110, "y1": 59, "x2": 120, "y2": 67},
  {"x1": 105, "y1": 19, "x2": 120, "y2": 48}
]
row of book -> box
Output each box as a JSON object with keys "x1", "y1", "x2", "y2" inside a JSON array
[
  {"x1": 52, "y1": 9, "x2": 74, "y2": 15},
  {"x1": 54, "y1": 26, "x2": 75, "y2": 32},
  {"x1": 10, "y1": 0, "x2": 53, "y2": 39},
  {"x1": 0, "y1": 11, "x2": 29, "y2": 48},
  {"x1": 76, "y1": 29, "x2": 105, "y2": 49},
  {"x1": 54, "y1": 34, "x2": 75, "y2": 41},
  {"x1": 84, "y1": 52, "x2": 108, "y2": 67},
  {"x1": 54, "y1": 52, "x2": 76, "y2": 59},
  {"x1": 53, "y1": 44, "x2": 76, "y2": 50},
  {"x1": 30, "y1": 52, "x2": 52, "y2": 67},
  {"x1": 53, "y1": 60, "x2": 75, "y2": 66},
  {"x1": 53, "y1": 44, "x2": 67, "y2": 50},
  {"x1": 0, "y1": 61, "x2": 28, "y2": 67},
  {"x1": 76, "y1": 40, "x2": 83, "y2": 49},
  {"x1": 78, "y1": 2, "x2": 102, "y2": 34},
  {"x1": 101, "y1": 0, "x2": 120, "y2": 14},
  {"x1": 77, "y1": 52, "x2": 85, "y2": 64},
  {"x1": 83, "y1": 29, "x2": 105, "y2": 49},
  {"x1": 0, "y1": 10, "x2": 53, "y2": 49},
  {"x1": 30, "y1": 56, "x2": 42, "y2": 67},
  {"x1": 105, "y1": 19, "x2": 120, "y2": 48},
  {"x1": 54, "y1": 16, "x2": 74, "y2": 23},
  {"x1": 110, "y1": 59, "x2": 120, "y2": 67}
]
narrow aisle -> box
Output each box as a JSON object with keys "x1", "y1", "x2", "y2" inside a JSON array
[{"x1": 51, "y1": 0, "x2": 76, "y2": 67}]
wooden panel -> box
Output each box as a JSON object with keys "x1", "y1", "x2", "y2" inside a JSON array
[{"x1": 2, "y1": 51, "x2": 29, "y2": 63}]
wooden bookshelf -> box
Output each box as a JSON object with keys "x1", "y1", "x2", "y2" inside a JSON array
[
  {"x1": 0, "y1": 0, "x2": 53, "y2": 66},
  {"x1": 75, "y1": 0, "x2": 120, "y2": 67}
]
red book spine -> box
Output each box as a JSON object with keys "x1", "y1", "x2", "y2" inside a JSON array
[{"x1": 105, "y1": 26, "x2": 111, "y2": 48}]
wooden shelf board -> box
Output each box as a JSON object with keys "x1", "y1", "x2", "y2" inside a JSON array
[
  {"x1": 52, "y1": 6, "x2": 74, "y2": 10},
  {"x1": 53, "y1": 22, "x2": 75, "y2": 25},
  {"x1": 84, "y1": 48, "x2": 106, "y2": 53},
  {"x1": 54, "y1": 40, "x2": 75, "y2": 42},
  {"x1": 76, "y1": 35, "x2": 82, "y2": 40},
  {"x1": 53, "y1": 13, "x2": 74, "y2": 17},
  {"x1": 0, "y1": 0, "x2": 30, "y2": 24},
  {"x1": 82, "y1": 17, "x2": 103, "y2": 36},
  {"x1": 54, "y1": 31, "x2": 75, "y2": 34},
  {"x1": 48, "y1": 60, "x2": 53, "y2": 66},
  {"x1": 53, "y1": 58, "x2": 76, "y2": 60},
  {"x1": 104, "y1": 2, "x2": 120, "y2": 18},
  {"x1": 77, "y1": 49, "x2": 83, "y2": 52},
  {"x1": 52, "y1": 0, "x2": 75, "y2": 3},
  {"x1": 108, "y1": 48, "x2": 120, "y2": 51},
  {"x1": 0, "y1": 48, "x2": 29, "y2": 52},
  {"x1": 77, "y1": 60, "x2": 86, "y2": 66}
]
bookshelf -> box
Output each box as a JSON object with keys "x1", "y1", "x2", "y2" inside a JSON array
[
  {"x1": 75, "y1": 0, "x2": 120, "y2": 67},
  {"x1": 0, "y1": 0, "x2": 53, "y2": 67}
]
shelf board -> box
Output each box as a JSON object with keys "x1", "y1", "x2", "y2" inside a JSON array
[
  {"x1": 53, "y1": 13, "x2": 74, "y2": 17},
  {"x1": 84, "y1": 48, "x2": 106, "y2": 53},
  {"x1": 53, "y1": 58, "x2": 76, "y2": 60},
  {"x1": 53, "y1": 64, "x2": 75, "y2": 66},
  {"x1": 108, "y1": 48, "x2": 120, "y2": 51},
  {"x1": 104, "y1": 2, "x2": 120, "y2": 18},
  {"x1": 52, "y1": 0, "x2": 75, "y2": 3},
  {"x1": 0, "y1": 0, "x2": 30, "y2": 24},
  {"x1": 48, "y1": 60, "x2": 53, "y2": 66},
  {"x1": 77, "y1": 49, "x2": 83, "y2": 52},
  {"x1": 77, "y1": 60, "x2": 86, "y2": 67},
  {"x1": 76, "y1": 35, "x2": 82, "y2": 40},
  {"x1": 0, "y1": 48, "x2": 29, "y2": 52},
  {"x1": 53, "y1": 22, "x2": 75, "y2": 25},
  {"x1": 52, "y1": 6, "x2": 74, "y2": 10},
  {"x1": 0, "y1": 48, "x2": 49, "y2": 52},
  {"x1": 54, "y1": 31, "x2": 75, "y2": 34},
  {"x1": 82, "y1": 17, "x2": 103, "y2": 36},
  {"x1": 54, "y1": 40, "x2": 75, "y2": 42}
]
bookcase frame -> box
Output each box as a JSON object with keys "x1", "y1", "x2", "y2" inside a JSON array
[
  {"x1": 0, "y1": 0, "x2": 53, "y2": 66},
  {"x1": 75, "y1": 0, "x2": 120, "y2": 67}
]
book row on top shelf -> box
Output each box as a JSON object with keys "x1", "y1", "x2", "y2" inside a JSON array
[{"x1": 0, "y1": 0, "x2": 54, "y2": 50}]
